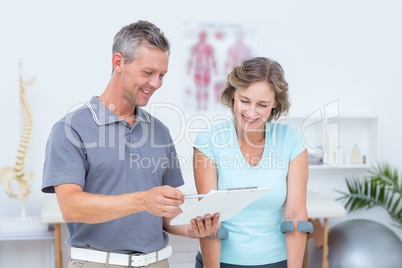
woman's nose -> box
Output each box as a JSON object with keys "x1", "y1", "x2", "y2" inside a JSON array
[{"x1": 245, "y1": 105, "x2": 257, "y2": 117}]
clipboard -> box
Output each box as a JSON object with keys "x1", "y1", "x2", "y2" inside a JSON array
[{"x1": 170, "y1": 187, "x2": 271, "y2": 226}]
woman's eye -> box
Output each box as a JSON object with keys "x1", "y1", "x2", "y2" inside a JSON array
[
  {"x1": 259, "y1": 104, "x2": 267, "y2": 108},
  {"x1": 240, "y1": 100, "x2": 249, "y2": 103},
  {"x1": 145, "y1": 71, "x2": 152, "y2": 75}
]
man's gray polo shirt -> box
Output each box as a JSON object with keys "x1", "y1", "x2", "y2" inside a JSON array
[{"x1": 42, "y1": 96, "x2": 184, "y2": 254}]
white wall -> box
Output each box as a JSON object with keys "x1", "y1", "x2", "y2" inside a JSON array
[{"x1": 1, "y1": 0, "x2": 401, "y2": 267}]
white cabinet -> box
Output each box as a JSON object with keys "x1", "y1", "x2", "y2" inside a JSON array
[
  {"x1": 278, "y1": 115, "x2": 379, "y2": 170},
  {"x1": 0, "y1": 231, "x2": 56, "y2": 268}
]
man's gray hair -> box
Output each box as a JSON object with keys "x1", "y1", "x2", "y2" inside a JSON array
[{"x1": 112, "y1": 20, "x2": 170, "y2": 64}]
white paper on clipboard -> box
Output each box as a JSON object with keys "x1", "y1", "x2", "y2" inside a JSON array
[{"x1": 170, "y1": 187, "x2": 271, "y2": 226}]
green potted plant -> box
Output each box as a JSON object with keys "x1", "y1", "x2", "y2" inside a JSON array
[{"x1": 336, "y1": 163, "x2": 402, "y2": 229}]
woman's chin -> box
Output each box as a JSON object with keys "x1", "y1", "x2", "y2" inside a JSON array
[{"x1": 239, "y1": 121, "x2": 265, "y2": 132}]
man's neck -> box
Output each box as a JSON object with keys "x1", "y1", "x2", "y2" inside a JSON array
[{"x1": 98, "y1": 79, "x2": 136, "y2": 126}]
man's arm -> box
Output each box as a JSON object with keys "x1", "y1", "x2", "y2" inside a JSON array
[{"x1": 55, "y1": 183, "x2": 185, "y2": 224}]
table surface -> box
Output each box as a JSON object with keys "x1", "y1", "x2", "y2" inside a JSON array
[
  {"x1": 307, "y1": 191, "x2": 346, "y2": 218},
  {"x1": 41, "y1": 195, "x2": 64, "y2": 223}
]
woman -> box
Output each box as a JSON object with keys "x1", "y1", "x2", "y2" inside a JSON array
[{"x1": 193, "y1": 57, "x2": 309, "y2": 267}]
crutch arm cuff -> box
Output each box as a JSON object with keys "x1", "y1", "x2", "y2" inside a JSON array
[
  {"x1": 280, "y1": 221, "x2": 313, "y2": 234},
  {"x1": 280, "y1": 221, "x2": 294, "y2": 233},
  {"x1": 298, "y1": 221, "x2": 313, "y2": 234}
]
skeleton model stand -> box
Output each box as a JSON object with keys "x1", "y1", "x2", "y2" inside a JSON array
[{"x1": 0, "y1": 69, "x2": 35, "y2": 204}]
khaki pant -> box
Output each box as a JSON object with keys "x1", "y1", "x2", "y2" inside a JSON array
[{"x1": 68, "y1": 258, "x2": 169, "y2": 268}]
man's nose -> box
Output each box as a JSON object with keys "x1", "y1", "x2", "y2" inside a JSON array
[{"x1": 149, "y1": 75, "x2": 162, "y2": 89}]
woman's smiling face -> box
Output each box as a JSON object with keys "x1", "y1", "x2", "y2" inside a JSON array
[{"x1": 233, "y1": 81, "x2": 276, "y2": 132}]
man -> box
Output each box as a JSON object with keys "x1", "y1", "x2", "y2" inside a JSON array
[{"x1": 42, "y1": 20, "x2": 219, "y2": 268}]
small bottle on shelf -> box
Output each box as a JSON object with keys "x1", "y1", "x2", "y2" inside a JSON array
[
  {"x1": 351, "y1": 144, "x2": 360, "y2": 164},
  {"x1": 326, "y1": 134, "x2": 335, "y2": 166}
]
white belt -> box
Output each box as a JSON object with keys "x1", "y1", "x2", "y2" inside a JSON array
[{"x1": 70, "y1": 245, "x2": 172, "y2": 267}]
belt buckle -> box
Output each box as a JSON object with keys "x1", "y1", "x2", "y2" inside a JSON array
[
  {"x1": 128, "y1": 254, "x2": 133, "y2": 268},
  {"x1": 128, "y1": 253, "x2": 141, "y2": 268}
]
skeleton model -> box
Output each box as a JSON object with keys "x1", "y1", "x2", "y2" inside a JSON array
[{"x1": 0, "y1": 75, "x2": 35, "y2": 202}]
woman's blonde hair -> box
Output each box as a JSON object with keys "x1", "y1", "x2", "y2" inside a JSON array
[{"x1": 221, "y1": 57, "x2": 289, "y2": 122}]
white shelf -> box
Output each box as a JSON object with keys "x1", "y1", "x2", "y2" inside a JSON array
[
  {"x1": 0, "y1": 230, "x2": 54, "y2": 241},
  {"x1": 309, "y1": 164, "x2": 371, "y2": 170}
]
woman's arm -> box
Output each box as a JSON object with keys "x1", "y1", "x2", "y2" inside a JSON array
[
  {"x1": 284, "y1": 149, "x2": 309, "y2": 268},
  {"x1": 193, "y1": 148, "x2": 221, "y2": 268}
]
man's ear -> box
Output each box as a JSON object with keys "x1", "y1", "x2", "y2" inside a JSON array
[{"x1": 112, "y1": 53, "x2": 124, "y2": 73}]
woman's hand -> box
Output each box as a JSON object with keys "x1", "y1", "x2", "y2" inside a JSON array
[{"x1": 187, "y1": 213, "x2": 220, "y2": 238}]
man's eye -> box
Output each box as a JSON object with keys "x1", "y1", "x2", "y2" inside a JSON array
[{"x1": 144, "y1": 71, "x2": 152, "y2": 75}]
